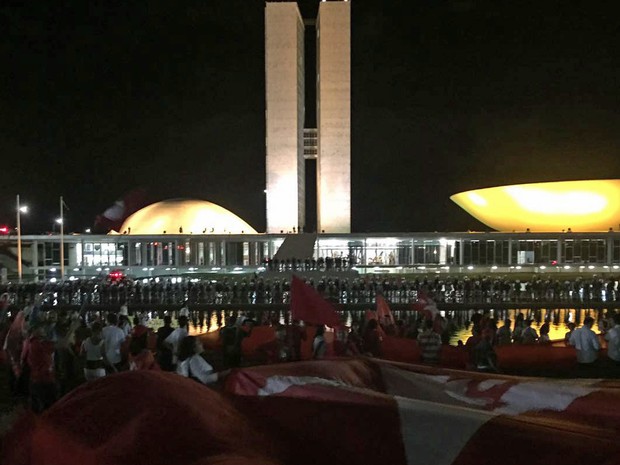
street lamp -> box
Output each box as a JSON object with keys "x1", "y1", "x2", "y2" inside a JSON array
[{"x1": 16, "y1": 195, "x2": 29, "y2": 283}]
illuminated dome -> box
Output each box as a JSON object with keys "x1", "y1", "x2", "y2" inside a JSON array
[
  {"x1": 117, "y1": 199, "x2": 258, "y2": 235},
  {"x1": 450, "y1": 180, "x2": 620, "y2": 232}
]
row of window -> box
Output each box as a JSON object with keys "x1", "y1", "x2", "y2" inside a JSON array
[{"x1": 33, "y1": 238, "x2": 620, "y2": 269}]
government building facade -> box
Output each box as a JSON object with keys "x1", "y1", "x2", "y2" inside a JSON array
[{"x1": 2, "y1": 230, "x2": 620, "y2": 282}]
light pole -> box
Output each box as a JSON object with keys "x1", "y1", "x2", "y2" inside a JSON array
[
  {"x1": 56, "y1": 216, "x2": 64, "y2": 281},
  {"x1": 16, "y1": 195, "x2": 28, "y2": 283}
]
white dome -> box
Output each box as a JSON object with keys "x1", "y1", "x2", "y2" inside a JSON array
[{"x1": 117, "y1": 199, "x2": 258, "y2": 235}]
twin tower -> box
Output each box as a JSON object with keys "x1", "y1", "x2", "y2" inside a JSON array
[{"x1": 265, "y1": 1, "x2": 351, "y2": 234}]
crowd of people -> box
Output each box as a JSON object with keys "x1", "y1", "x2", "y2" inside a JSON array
[
  {"x1": 2, "y1": 289, "x2": 619, "y2": 415},
  {"x1": 0, "y1": 300, "x2": 234, "y2": 415},
  {"x1": 1, "y1": 274, "x2": 619, "y2": 308},
  {"x1": 449, "y1": 310, "x2": 620, "y2": 374}
]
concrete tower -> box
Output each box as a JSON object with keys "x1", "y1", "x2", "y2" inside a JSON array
[
  {"x1": 317, "y1": 1, "x2": 351, "y2": 233},
  {"x1": 265, "y1": 1, "x2": 350, "y2": 234},
  {"x1": 265, "y1": 2, "x2": 306, "y2": 234}
]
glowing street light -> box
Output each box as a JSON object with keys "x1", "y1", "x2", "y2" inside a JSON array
[{"x1": 16, "y1": 195, "x2": 28, "y2": 283}]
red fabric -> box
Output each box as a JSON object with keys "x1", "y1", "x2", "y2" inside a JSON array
[
  {"x1": 224, "y1": 359, "x2": 620, "y2": 465},
  {"x1": 6, "y1": 360, "x2": 620, "y2": 465},
  {"x1": 241, "y1": 326, "x2": 275, "y2": 356},
  {"x1": 439, "y1": 345, "x2": 468, "y2": 368},
  {"x1": 290, "y1": 276, "x2": 341, "y2": 328},
  {"x1": 495, "y1": 344, "x2": 577, "y2": 371},
  {"x1": 376, "y1": 294, "x2": 395, "y2": 325},
  {"x1": 380, "y1": 336, "x2": 421, "y2": 363},
  {"x1": 2, "y1": 371, "x2": 278, "y2": 465}
]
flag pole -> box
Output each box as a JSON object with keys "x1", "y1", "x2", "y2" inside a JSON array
[{"x1": 60, "y1": 196, "x2": 65, "y2": 281}]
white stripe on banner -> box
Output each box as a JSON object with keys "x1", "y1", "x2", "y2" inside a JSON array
[
  {"x1": 395, "y1": 396, "x2": 494, "y2": 465},
  {"x1": 257, "y1": 375, "x2": 348, "y2": 396}
]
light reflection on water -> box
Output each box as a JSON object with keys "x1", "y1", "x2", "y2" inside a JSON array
[
  {"x1": 447, "y1": 308, "x2": 605, "y2": 345},
  {"x1": 144, "y1": 308, "x2": 608, "y2": 346}
]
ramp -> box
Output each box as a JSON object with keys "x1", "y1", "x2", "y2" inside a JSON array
[{"x1": 273, "y1": 233, "x2": 317, "y2": 260}]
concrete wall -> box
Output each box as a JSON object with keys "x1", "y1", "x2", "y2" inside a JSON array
[
  {"x1": 317, "y1": 1, "x2": 351, "y2": 233},
  {"x1": 265, "y1": 2, "x2": 305, "y2": 233}
]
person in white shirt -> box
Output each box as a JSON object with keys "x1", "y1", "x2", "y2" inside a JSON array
[
  {"x1": 569, "y1": 316, "x2": 600, "y2": 365},
  {"x1": 604, "y1": 314, "x2": 620, "y2": 364},
  {"x1": 165, "y1": 315, "x2": 189, "y2": 368},
  {"x1": 312, "y1": 325, "x2": 327, "y2": 359},
  {"x1": 80, "y1": 321, "x2": 107, "y2": 381},
  {"x1": 101, "y1": 313, "x2": 127, "y2": 372},
  {"x1": 176, "y1": 336, "x2": 224, "y2": 384},
  {"x1": 118, "y1": 305, "x2": 132, "y2": 337}
]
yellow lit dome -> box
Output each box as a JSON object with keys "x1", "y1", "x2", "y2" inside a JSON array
[
  {"x1": 117, "y1": 199, "x2": 258, "y2": 235},
  {"x1": 450, "y1": 180, "x2": 620, "y2": 232}
]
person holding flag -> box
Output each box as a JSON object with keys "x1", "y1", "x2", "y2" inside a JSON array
[{"x1": 290, "y1": 275, "x2": 342, "y2": 359}]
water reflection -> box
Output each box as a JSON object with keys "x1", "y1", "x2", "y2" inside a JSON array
[{"x1": 137, "y1": 308, "x2": 607, "y2": 346}]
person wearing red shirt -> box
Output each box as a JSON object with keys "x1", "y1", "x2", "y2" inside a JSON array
[
  {"x1": 22, "y1": 324, "x2": 57, "y2": 413},
  {"x1": 129, "y1": 326, "x2": 160, "y2": 371}
]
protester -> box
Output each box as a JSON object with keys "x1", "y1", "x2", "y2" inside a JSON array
[
  {"x1": 569, "y1": 316, "x2": 600, "y2": 366},
  {"x1": 21, "y1": 323, "x2": 56, "y2": 413},
  {"x1": 539, "y1": 322, "x2": 551, "y2": 344},
  {"x1": 3, "y1": 305, "x2": 29, "y2": 397},
  {"x1": 495, "y1": 319, "x2": 512, "y2": 345},
  {"x1": 176, "y1": 336, "x2": 223, "y2": 384},
  {"x1": 472, "y1": 331, "x2": 498, "y2": 372},
  {"x1": 512, "y1": 313, "x2": 526, "y2": 344},
  {"x1": 564, "y1": 322, "x2": 576, "y2": 346},
  {"x1": 156, "y1": 315, "x2": 175, "y2": 371},
  {"x1": 362, "y1": 319, "x2": 382, "y2": 357},
  {"x1": 417, "y1": 319, "x2": 442, "y2": 364},
  {"x1": 129, "y1": 326, "x2": 159, "y2": 371},
  {"x1": 102, "y1": 313, "x2": 127, "y2": 373},
  {"x1": 164, "y1": 315, "x2": 189, "y2": 369},
  {"x1": 220, "y1": 316, "x2": 252, "y2": 368},
  {"x1": 118, "y1": 306, "x2": 132, "y2": 337},
  {"x1": 312, "y1": 325, "x2": 327, "y2": 359},
  {"x1": 521, "y1": 319, "x2": 539, "y2": 345},
  {"x1": 604, "y1": 313, "x2": 620, "y2": 365},
  {"x1": 80, "y1": 321, "x2": 106, "y2": 381},
  {"x1": 286, "y1": 319, "x2": 307, "y2": 361}
]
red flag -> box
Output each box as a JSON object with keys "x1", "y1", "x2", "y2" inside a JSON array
[
  {"x1": 365, "y1": 309, "x2": 377, "y2": 321},
  {"x1": 412, "y1": 291, "x2": 439, "y2": 320},
  {"x1": 376, "y1": 294, "x2": 395, "y2": 325},
  {"x1": 225, "y1": 359, "x2": 620, "y2": 465},
  {"x1": 3, "y1": 371, "x2": 278, "y2": 465},
  {"x1": 290, "y1": 276, "x2": 341, "y2": 328},
  {"x1": 94, "y1": 188, "x2": 148, "y2": 233}
]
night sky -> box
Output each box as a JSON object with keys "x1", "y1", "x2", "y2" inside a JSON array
[{"x1": 2, "y1": 0, "x2": 619, "y2": 234}]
